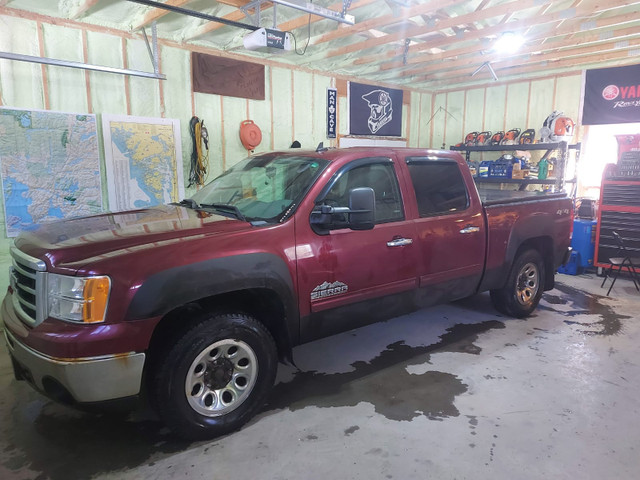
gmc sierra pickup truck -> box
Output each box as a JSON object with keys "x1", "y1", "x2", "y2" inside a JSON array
[{"x1": 2, "y1": 147, "x2": 571, "y2": 439}]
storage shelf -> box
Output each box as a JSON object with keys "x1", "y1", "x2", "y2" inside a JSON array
[
  {"x1": 474, "y1": 177, "x2": 557, "y2": 185},
  {"x1": 451, "y1": 142, "x2": 581, "y2": 195},
  {"x1": 450, "y1": 142, "x2": 579, "y2": 152}
]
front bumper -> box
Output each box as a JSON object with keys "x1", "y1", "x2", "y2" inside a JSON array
[{"x1": 3, "y1": 327, "x2": 145, "y2": 404}]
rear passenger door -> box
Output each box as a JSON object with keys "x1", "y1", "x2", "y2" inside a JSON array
[{"x1": 403, "y1": 156, "x2": 486, "y2": 304}]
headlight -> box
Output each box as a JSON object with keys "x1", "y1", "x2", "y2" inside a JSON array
[{"x1": 48, "y1": 274, "x2": 111, "y2": 323}]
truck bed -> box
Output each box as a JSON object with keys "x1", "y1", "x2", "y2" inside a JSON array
[{"x1": 477, "y1": 187, "x2": 568, "y2": 207}]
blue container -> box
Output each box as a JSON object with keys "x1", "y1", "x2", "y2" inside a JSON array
[
  {"x1": 489, "y1": 159, "x2": 513, "y2": 178},
  {"x1": 571, "y1": 219, "x2": 597, "y2": 268},
  {"x1": 478, "y1": 160, "x2": 491, "y2": 177},
  {"x1": 558, "y1": 250, "x2": 580, "y2": 275}
]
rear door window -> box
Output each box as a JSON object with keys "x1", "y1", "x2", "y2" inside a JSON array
[{"x1": 405, "y1": 159, "x2": 469, "y2": 217}]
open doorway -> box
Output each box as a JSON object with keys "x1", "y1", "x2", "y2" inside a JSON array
[{"x1": 579, "y1": 123, "x2": 640, "y2": 198}]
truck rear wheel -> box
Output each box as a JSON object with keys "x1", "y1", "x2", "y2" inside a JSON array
[
  {"x1": 152, "y1": 312, "x2": 277, "y2": 440},
  {"x1": 490, "y1": 248, "x2": 545, "y2": 318}
]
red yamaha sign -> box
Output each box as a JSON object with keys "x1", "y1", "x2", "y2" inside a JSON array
[
  {"x1": 602, "y1": 85, "x2": 619, "y2": 100},
  {"x1": 601, "y1": 84, "x2": 640, "y2": 102},
  {"x1": 583, "y1": 64, "x2": 640, "y2": 125}
]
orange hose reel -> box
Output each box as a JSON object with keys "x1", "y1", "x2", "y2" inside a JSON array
[{"x1": 239, "y1": 120, "x2": 262, "y2": 152}]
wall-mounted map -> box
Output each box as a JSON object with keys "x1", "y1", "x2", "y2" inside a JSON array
[
  {"x1": 102, "y1": 114, "x2": 184, "y2": 212},
  {"x1": 0, "y1": 107, "x2": 102, "y2": 237}
]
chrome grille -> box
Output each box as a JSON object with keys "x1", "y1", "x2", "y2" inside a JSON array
[{"x1": 9, "y1": 246, "x2": 47, "y2": 327}]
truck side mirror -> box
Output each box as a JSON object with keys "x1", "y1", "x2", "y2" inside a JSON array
[
  {"x1": 310, "y1": 187, "x2": 376, "y2": 233},
  {"x1": 348, "y1": 187, "x2": 375, "y2": 230}
]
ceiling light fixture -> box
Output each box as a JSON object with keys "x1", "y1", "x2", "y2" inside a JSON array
[{"x1": 493, "y1": 32, "x2": 525, "y2": 53}]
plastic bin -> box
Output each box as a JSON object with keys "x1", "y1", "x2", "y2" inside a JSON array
[
  {"x1": 489, "y1": 159, "x2": 513, "y2": 178},
  {"x1": 558, "y1": 250, "x2": 580, "y2": 275},
  {"x1": 478, "y1": 160, "x2": 491, "y2": 177},
  {"x1": 571, "y1": 219, "x2": 597, "y2": 268}
]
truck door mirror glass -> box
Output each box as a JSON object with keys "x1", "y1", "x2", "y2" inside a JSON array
[
  {"x1": 348, "y1": 187, "x2": 375, "y2": 230},
  {"x1": 310, "y1": 187, "x2": 375, "y2": 233}
]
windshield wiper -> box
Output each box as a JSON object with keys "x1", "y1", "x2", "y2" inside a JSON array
[
  {"x1": 199, "y1": 203, "x2": 247, "y2": 222},
  {"x1": 175, "y1": 199, "x2": 247, "y2": 222},
  {"x1": 175, "y1": 198, "x2": 200, "y2": 209}
]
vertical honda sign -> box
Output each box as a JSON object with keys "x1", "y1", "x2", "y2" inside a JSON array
[{"x1": 327, "y1": 88, "x2": 337, "y2": 138}]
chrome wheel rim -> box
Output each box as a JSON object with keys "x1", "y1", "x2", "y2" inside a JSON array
[
  {"x1": 516, "y1": 262, "x2": 539, "y2": 305},
  {"x1": 185, "y1": 339, "x2": 258, "y2": 417}
]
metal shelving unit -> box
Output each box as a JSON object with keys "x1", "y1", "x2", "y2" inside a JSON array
[{"x1": 450, "y1": 142, "x2": 581, "y2": 193}]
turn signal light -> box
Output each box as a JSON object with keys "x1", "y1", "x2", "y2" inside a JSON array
[{"x1": 83, "y1": 277, "x2": 111, "y2": 323}]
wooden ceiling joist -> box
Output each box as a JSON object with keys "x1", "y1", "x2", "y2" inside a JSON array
[
  {"x1": 277, "y1": 0, "x2": 377, "y2": 35},
  {"x1": 319, "y1": 0, "x2": 545, "y2": 60},
  {"x1": 420, "y1": 52, "x2": 639, "y2": 91},
  {"x1": 132, "y1": 0, "x2": 192, "y2": 30},
  {"x1": 310, "y1": 0, "x2": 468, "y2": 46},
  {"x1": 347, "y1": 0, "x2": 640, "y2": 71},
  {"x1": 376, "y1": 10, "x2": 640, "y2": 73},
  {"x1": 69, "y1": 0, "x2": 101, "y2": 19},
  {"x1": 2, "y1": 0, "x2": 639, "y2": 91},
  {"x1": 419, "y1": 39, "x2": 640, "y2": 86},
  {"x1": 382, "y1": 19, "x2": 640, "y2": 80},
  {"x1": 184, "y1": 0, "x2": 376, "y2": 41}
]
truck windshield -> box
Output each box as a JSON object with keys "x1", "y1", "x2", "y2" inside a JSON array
[{"x1": 190, "y1": 154, "x2": 328, "y2": 222}]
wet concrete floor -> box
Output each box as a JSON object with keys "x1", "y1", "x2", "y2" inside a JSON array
[{"x1": 1, "y1": 273, "x2": 640, "y2": 479}]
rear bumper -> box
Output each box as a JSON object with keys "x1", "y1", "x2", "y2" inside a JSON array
[{"x1": 3, "y1": 327, "x2": 145, "y2": 404}]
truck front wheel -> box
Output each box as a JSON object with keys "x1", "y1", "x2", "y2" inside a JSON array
[
  {"x1": 152, "y1": 312, "x2": 277, "y2": 440},
  {"x1": 490, "y1": 249, "x2": 545, "y2": 318}
]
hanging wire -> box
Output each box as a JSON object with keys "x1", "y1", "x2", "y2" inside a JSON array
[
  {"x1": 188, "y1": 116, "x2": 210, "y2": 188},
  {"x1": 290, "y1": 13, "x2": 312, "y2": 56}
]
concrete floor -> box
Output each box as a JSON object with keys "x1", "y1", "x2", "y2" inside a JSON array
[{"x1": 1, "y1": 273, "x2": 640, "y2": 480}]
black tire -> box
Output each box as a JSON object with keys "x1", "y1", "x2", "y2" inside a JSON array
[
  {"x1": 490, "y1": 248, "x2": 545, "y2": 318},
  {"x1": 152, "y1": 312, "x2": 277, "y2": 440}
]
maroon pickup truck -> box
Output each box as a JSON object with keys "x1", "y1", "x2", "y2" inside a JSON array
[{"x1": 2, "y1": 147, "x2": 571, "y2": 439}]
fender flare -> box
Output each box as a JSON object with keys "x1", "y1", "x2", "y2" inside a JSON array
[
  {"x1": 127, "y1": 253, "x2": 298, "y2": 343},
  {"x1": 501, "y1": 214, "x2": 555, "y2": 286}
]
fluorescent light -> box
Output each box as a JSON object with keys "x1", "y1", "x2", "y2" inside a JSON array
[{"x1": 493, "y1": 32, "x2": 525, "y2": 53}]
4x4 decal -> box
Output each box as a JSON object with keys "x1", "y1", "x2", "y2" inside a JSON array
[{"x1": 311, "y1": 281, "x2": 348, "y2": 300}]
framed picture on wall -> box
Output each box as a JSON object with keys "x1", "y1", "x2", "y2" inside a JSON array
[
  {"x1": 348, "y1": 82, "x2": 403, "y2": 136},
  {"x1": 0, "y1": 107, "x2": 103, "y2": 237},
  {"x1": 101, "y1": 114, "x2": 184, "y2": 212}
]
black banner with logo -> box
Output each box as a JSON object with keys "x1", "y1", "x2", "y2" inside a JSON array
[
  {"x1": 583, "y1": 64, "x2": 640, "y2": 125},
  {"x1": 349, "y1": 82, "x2": 403, "y2": 136},
  {"x1": 327, "y1": 88, "x2": 337, "y2": 138}
]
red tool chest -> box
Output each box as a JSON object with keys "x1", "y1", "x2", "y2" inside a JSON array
[{"x1": 594, "y1": 134, "x2": 640, "y2": 274}]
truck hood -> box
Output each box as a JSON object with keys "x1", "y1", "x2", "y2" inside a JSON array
[{"x1": 15, "y1": 205, "x2": 252, "y2": 272}]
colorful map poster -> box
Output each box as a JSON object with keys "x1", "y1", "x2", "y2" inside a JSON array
[
  {"x1": 102, "y1": 114, "x2": 184, "y2": 212},
  {"x1": 0, "y1": 107, "x2": 102, "y2": 237}
]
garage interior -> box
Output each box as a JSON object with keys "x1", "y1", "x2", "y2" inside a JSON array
[{"x1": 1, "y1": 0, "x2": 640, "y2": 479}]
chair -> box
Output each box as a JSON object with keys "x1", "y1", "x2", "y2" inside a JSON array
[{"x1": 600, "y1": 231, "x2": 640, "y2": 296}]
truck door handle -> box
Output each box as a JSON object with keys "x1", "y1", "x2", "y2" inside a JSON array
[
  {"x1": 459, "y1": 225, "x2": 480, "y2": 234},
  {"x1": 387, "y1": 237, "x2": 413, "y2": 247}
]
